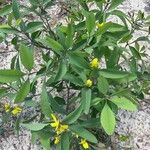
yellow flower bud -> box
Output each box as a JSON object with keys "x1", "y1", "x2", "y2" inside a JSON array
[
  {"x1": 11, "y1": 106, "x2": 22, "y2": 115},
  {"x1": 80, "y1": 139, "x2": 89, "y2": 149},
  {"x1": 76, "y1": 134, "x2": 79, "y2": 138},
  {"x1": 85, "y1": 79, "x2": 93, "y2": 88},
  {"x1": 72, "y1": 132, "x2": 79, "y2": 138},
  {"x1": 90, "y1": 58, "x2": 99, "y2": 69},
  {"x1": 96, "y1": 22, "x2": 105, "y2": 28},
  {"x1": 54, "y1": 136, "x2": 60, "y2": 144},
  {"x1": 4, "y1": 103, "x2": 11, "y2": 112}
]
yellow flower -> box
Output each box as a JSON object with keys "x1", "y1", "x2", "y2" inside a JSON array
[
  {"x1": 50, "y1": 114, "x2": 60, "y2": 130},
  {"x1": 96, "y1": 22, "x2": 105, "y2": 28},
  {"x1": 11, "y1": 106, "x2": 22, "y2": 115},
  {"x1": 80, "y1": 139, "x2": 89, "y2": 149},
  {"x1": 56, "y1": 124, "x2": 69, "y2": 135},
  {"x1": 50, "y1": 114, "x2": 69, "y2": 135},
  {"x1": 4, "y1": 103, "x2": 11, "y2": 112},
  {"x1": 85, "y1": 79, "x2": 93, "y2": 88},
  {"x1": 90, "y1": 58, "x2": 99, "y2": 69},
  {"x1": 54, "y1": 136, "x2": 60, "y2": 144}
]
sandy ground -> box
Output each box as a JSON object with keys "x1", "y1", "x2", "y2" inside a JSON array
[{"x1": 0, "y1": 0, "x2": 150, "y2": 150}]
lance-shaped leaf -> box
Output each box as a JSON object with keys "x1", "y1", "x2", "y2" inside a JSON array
[
  {"x1": 111, "y1": 97, "x2": 137, "y2": 111},
  {"x1": 12, "y1": 0, "x2": 20, "y2": 19},
  {"x1": 0, "y1": 69, "x2": 24, "y2": 83},
  {"x1": 40, "y1": 85, "x2": 52, "y2": 118},
  {"x1": 61, "y1": 132, "x2": 70, "y2": 150},
  {"x1": 0, "y1": 4, "x2": 12, "y2": 16},
  {"x1": 0, "y1": 24, "x2": 18, "y2": 34},
  {"x1": 81, "y1": 88, "x2": 91, "y2": 114},
  {"x1": 63, "y1": 104, "x2": 83, "y2": 124},
  {"x1": 129, "y1": 46, "x2": 141, "y2": 60},
  {"x1": 108, "y1": 0, "x2": 125, "y2": 10},
  {"x1": 19, "y1": 44, "x2": 34, "y2": 71},
  {"x1": 21, "y1": 122, "x2": 49, "y2": 131},
  {"x1": 85, "y1": 12, "x2": 95, "y2": 35},
  {"x1": 70, "y1": 125, "x2": 98, "y2": 143},
  {"x1": 43, "y1": 36, "x2": 64, "y2": 55},
  {"x1": 99, "y1": 69, "x2": 129, "y2": 79},
  {"x1": 65, "y1": 23, "x2": 74, "y2": 48},
  {"x1": 14, "y1": 79, "x2": 30, "y2": 103},
  {"x1": 98, "y1": 76, "x2": 109, "y2": 95},
  {"x1": 39, "y1": 131, "x2": 51, "y2": 150},
  {"x1": 68, "y1": 52, "x2": 89, "y2": 69},
  {"x1": 26, "y1": 21, "x2": 43, "y2": 33},
  {"x1": 54, "y1": 60, "x2": 67, "y2": 82},
  {"x1": 100, "y1": 103, "x2": 116, "y2": 135}
]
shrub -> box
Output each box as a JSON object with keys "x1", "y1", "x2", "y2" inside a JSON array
[{"x1": 0, "y1": 0, "x2": 150, "y2": 149}]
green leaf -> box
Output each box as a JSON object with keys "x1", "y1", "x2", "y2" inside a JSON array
[
  {"x1": 40, "y1": 85, "x2": 52, "y2": 118},
  {"x1": 12, "y1": 0, "x2": 20, "y2": 19},
  {"x1": 50, "y1": 95, "x2": 66, "y2": 114},
  {"x1": 0, "y1": 88, "x2": 7, "y2": 97},
  {"x1": 39, "y1": 132, "x2": 51, "y2": 150},
  {"x1": 63, "y1": 104, "x2": 83, "y2": 124},
  {"x1": 11, "y1": 55, "x2": 17, "y2": 69},
  {"x1": 56, "y1": 142, "x2": 61, "y2": 150},
  {"x1": 54, "y1": 60, "x2": 67, "y2": 82},
  {"x1": 119, "y1": 32, "x2": 133, "y2": 43},
  {"x1": 129, "y1": 46, "x2": 141, "y2": 60},
  {"x1": 107, "y1": 48, "x2": 120, "y2": 68},
  {"x1": 116, "y1": 73, "x2": 137, "y2": 83},
  {"x1": 63, "y1": 73, "x2": 83, "y2": 86},
  {"x1": 91, "y1": 97, "x2": 103, "y2": 106},
  {"x1": 85, "y1": 12, "x2": 95, "y2": 34},
  {"x1": 72, "y1": 39, "x2": 87, "y2": 51},
  {"x1": 68, "y1": 52, "x2": 89, "y2": 69},
  {"x1": 0, "y1": 69, "x2": 24, "y2": 83},
  {"x1": 108, "y1": 23, "x2": 127, "y2": 32},
  {"x1": 31, "y1": 131, "x2": 39, "y2": 144},
  {"x1": 100, "y1": 103, "x2": 116, "y2": 135},
  {"x1": 129, "y1": 57, "x2": 137, "y2": 73},
  {"x1": 43, "y1": 37, "x2": 64, "y2": 55},
  {"x1": 21, "y1": 123, "x2": 49, "y2": 131},
  {"x1": 81, "y1": 88, "x2": 91, "y2": 114},
  {"x1": 65, "y1": 24, "x2": 74, "y2": 48},
  {"x1": 109, "y1": 0, "x2": 125, "y2": 10},
  {"x1": 108, "y1": 10, "x2": 127, "y2": 26},
  {"x1": 98, "y1": 76, "x2": 109, "y2": 94},
  {"x1": 111, "y1": 97, "x2": 137, "y2": 111},
  {"x1": 19, "y1": 44, "x2": 34, "y2": 71},
  {"x1": 29, "y1": 0, "x2": 38, "y2": 6},
  {"x1": 14, "y1": 79, "x2": 30, "y2": 103},
  {"x1": 0, "y1": 32, "x2": 5, "y2": 43},
  {"x1": 0, "y1": 24, "x2": 19, "y2": 34},
  {"x1": 70, "y1": 125, "x2": 98, "y2": 143},
  {"x1": 26, "y1": 22, "x2": 43, "y2": 33},
  {"x1": 134, "y1": 36, "x2": 150, "y2": 43},
  {"x1": 97, "y1": 22, "x2": 112, "y2": 34},
  {"x1": 0, "y1": 5, "x2": 12, "y2": 16},
  {"x1": 79, "y1": 118, "x2": 100, "y2": 128},
  {"x1": 99, "y1": 69, "x2": 129, "y2": 79},
  {"x1": 61, "y1": 132, "x2": 70, "y2": 150}
]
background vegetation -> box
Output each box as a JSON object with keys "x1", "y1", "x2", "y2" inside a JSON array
[{"x1": 0, "y1": 0, "x2": 150, "y2": 149}]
